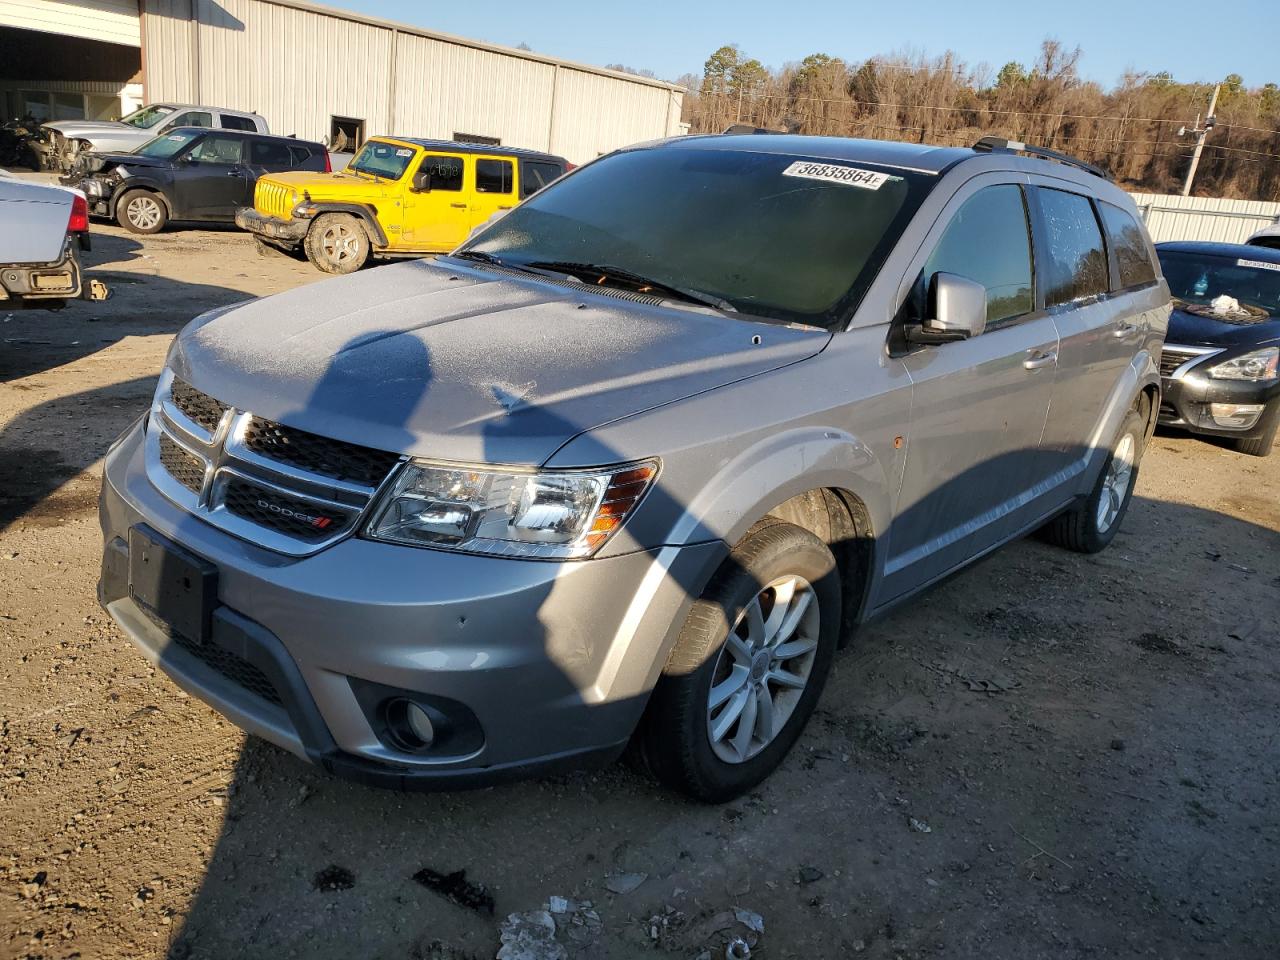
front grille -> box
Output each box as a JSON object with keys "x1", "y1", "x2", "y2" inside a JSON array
[
  {"x1": 242, "y1": 416, "x2": 399, "y2": 488},
  {"x1": 170, "y1": 378, "x2": 228, "y2": 434},
  {"x1": 222, "y1": 475, "x2": 349, "y2": 542},
  {"x1": 1159, "y1": 348, "x2": 1202, "y2": 378},
  {"x1": 159, "y1": 434, "x2": 205, "y2": 494},
  {"x1": 255, "y1": 181, "x2": 294, "y2": 220}
]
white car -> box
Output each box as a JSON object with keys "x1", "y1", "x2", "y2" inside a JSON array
[
  {"x1": 1247, "y1": 216, "x2": 1280, "y2": 249},
  {"x1": 40, "y1": 103, "x2": 269, "y2": 174},
  {"x1": 0, "y1": 173, "x2": 109, "y2": 308}
]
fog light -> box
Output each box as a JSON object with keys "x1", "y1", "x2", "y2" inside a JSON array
[
  {"x1": 406, "y1": 702, "x2": 435, "y2": 744},
  {"x1": 1208, "y1": 403, "x2": 1264, "y2": 428},
  {"x1": 384, "y1": 697, "x2": 437, "y2": 752}
]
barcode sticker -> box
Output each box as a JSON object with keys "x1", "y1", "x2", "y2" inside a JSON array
[
  {"x1": 1238, "y1": 258, "x2": 1280, "y2": 272},
  {"x1": 782, "y1": 161, "x2": 891, "y2": 190}
]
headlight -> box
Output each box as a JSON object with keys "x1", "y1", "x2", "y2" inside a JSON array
[
  {"x1": 366, "y1": 459, "x2": 658, "y2": 559},
  {"x1": 1206, "y1": 347, "x2": 1279, "y2": 382}
]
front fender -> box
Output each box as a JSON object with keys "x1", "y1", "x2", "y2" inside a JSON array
[{"x1": 303, "y1": 203, "x2": 389, "y2": 247}]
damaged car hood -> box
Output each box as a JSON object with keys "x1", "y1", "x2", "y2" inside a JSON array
[
  {"x1": 1168, "y1": 304, "x2": 1280, "y2": 348},
  {"x1": 169, "y1": 259, "x2": 831, "y2": 465}
]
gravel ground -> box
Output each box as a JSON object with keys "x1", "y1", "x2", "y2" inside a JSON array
[{"x1": 2, "y1": 192, "x2": 1278, "y2": 960}]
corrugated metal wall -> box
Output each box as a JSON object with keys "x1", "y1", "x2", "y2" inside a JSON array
[
  {"x1": 140, "y1": 0, "x2": 684, "y2": 163},
  {"x1": 0, "y1": 0, "x2": 140, "y2": 47},
  {"x1": 1130, "y1": 192, "x2": 1280, "y2": 244}
]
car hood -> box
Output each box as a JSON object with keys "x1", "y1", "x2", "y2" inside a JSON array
[
  {"x1": 83, "y1": 152, "x2": 169, "y2": 174},
  {"x1": 169, "y1": 259, "x2": 830, "y2": 465},
  {"x1": 1168, "y1": 304, "x2": 1280, "y2": 348},
  {"x1": 260, "y1": 169, "x2": 398, "y2": 199},
  {"x1": 44, "y1": 120, "x2": 137, "y2": 138}
]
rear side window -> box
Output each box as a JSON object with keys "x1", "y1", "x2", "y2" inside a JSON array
[
  {"x1": 289, "y1": 144, "x2": 321, "y2": 168},
  {"x1": 249, "y1": 139, "x2": 293, "y2": 167},
  {"x1": 221, "y1": 115, "x2": 257, "y2": 132},
  {"x1": 420, "y1": 155, "x2": 463, "y2": 191},
  {"x1": 1100, "y1": 202, "x2": 1157, "y2": 288},
  {"x1": 922, "y1": 184, "x2": 1035, "y2": 328},
  {"x1": 476, "y1": 158, "x2": 514, "y2": 194},
  {"x1": 520, "y1": 160, "x2": 563, "y2": 198},
  {"x1": 1037, "y1": 189, "x2": 1110, "y2": 306},
  {"x1": 164, "y1": 111, "x2": 213, "y2": 131}
]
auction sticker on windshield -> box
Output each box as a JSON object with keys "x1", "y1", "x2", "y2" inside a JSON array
[
  {"x1": 1239, "y1": 258, "x2": 1280, "y2": 272},
  {"x1": 782, "y1": 161, "x2": 892, "y2": 190}
]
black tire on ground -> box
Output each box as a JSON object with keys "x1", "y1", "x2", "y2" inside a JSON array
[
  {"x1": 116, "y1": 190, "x2": 168, "y2": 234},
  {"x1": 1232, "y1": 410, "x2": 1277, "y2": 457},
  {"x1": 1041, "y1": 407, "x2": 1145, "y2": 554},
  {"x1": 303, "y1": 213, "x2": 369, "y2": 274},
  {"x1": 632, "y1": 520, "x2": 841, "y2": 803}
]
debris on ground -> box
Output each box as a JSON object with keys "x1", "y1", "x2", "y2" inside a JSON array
[
  {"x1": 497, "y1": 910, "x2": 563, "y2": 960},
  {"x1": 413, "y1": 867, "x2": 495, "y2": 916},
  {"x1": 603, "y1": 871, "x2": 647, "y2": 895},
  {"x1": 651, "y1": 906, "x2": 764, "y2": 958},
  {"x1": 796, "y1": 866, "x2": 823, "y2": 884},
  {"x1": 312, "y1": 865, "x2": 355, "y2": 892},
  {"x1": 909, "y1": 817, "x2": 933, "y2": 834}
]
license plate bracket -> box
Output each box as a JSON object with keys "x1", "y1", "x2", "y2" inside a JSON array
[{"x1": 128, "y1": 525, "x2": 217, "y2": 644}]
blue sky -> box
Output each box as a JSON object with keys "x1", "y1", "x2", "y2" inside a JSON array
[{"x1": 329, "y1": 0, "x2": 1277, "y2": 89}]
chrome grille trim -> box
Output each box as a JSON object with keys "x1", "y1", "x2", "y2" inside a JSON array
[
  {"x1": 145, "y1": 370, "x2": 404, "y2": 556},
  {"x1": 1159, "y1": 344, "x2": 1224, "y2": 381}
]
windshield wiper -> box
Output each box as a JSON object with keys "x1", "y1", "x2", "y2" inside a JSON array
[{"x1": 525, "y1": 260, "x2": 736, "y2": 312}]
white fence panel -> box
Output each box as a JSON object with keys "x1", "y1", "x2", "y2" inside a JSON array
[{"x1": 1128, "y1": 192, "x2": 1280, "y2": 244}]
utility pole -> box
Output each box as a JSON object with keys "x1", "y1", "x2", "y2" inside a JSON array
[{"x1": 1181, "y1": 83, "x2": 1221, "y2": 197}]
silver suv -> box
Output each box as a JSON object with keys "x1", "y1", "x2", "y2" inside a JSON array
[{"x1": 98, "y1": 134, "x2": 1169, "y2": 801}]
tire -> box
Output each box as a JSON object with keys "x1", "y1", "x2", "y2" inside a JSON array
[
  {"x1": 116, "y1": 190, "x2": 168, "y2": 234},
  {"x1": 303, "y1": 213, "x2": 369, "y2": 274},
  {"x1": 1041, "y1": 407, "x2": 1145, "y2": 553},
  {"x1": 1232, "y1": 410, "x2": 1277, "y2": 457},
  {"x1": 632, "y1": 521, "x2": 841, "y2": 803}
]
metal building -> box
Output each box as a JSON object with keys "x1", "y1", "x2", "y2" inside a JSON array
[{"x1": 2, "y1": 0, "x2": 685, "y2": 163}]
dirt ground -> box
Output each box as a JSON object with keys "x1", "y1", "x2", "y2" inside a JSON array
[{"x1": 2, "y1": 180, "x2": 1279, "y2": 960}]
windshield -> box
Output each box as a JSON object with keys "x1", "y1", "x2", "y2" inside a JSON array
[
  {"x1": 460, "y1": 146, "x2": 934, "y2": 327},
  {"x1": 1159, "y1": 251, "x2": 1280, "y2": 318},
  {"x1": 136, "y1": 130, "x2": 201, "y2": 159},
  {"x1": 120, "y1": 105, "x2": 175, "y2": 129},
  {"x1": 349, "y1": 140, "x2": 415, "y2": 180}
]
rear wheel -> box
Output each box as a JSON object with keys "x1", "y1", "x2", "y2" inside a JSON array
[
  {"x1": 632, "y1": 521, "x2": 840, "y2": 803},
  {"x1": 1041, "y1": 407, "x2": 1144, "y2": 553},
  {"x1": 117, "y1": 190, "x2": 167, "y2": 234},
  {"x1": 303, "y1": 213, "x2": 369, "y2": 274}
]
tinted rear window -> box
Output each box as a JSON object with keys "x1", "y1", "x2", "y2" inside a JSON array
[
  {"x1": 464, "y1": 146, "x2": 934, "y2": 328},
  {"x1": 221, "y1": 115, "x2": 257, "y2": 132},
  {"x1": 520, "y1": 160, "x2": 563, "y2": 198},
  {"x1": 1100, "y1": 202, "x2": 1157, "y2": 288},
  {"x1": 250, "y1": 140, "x2": 293, "y2": 166},
  {"x1": 1037, "y1": 188, "x2": 1110, "y2": 306}
]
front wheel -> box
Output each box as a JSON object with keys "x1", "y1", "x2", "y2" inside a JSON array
[
  {"x1": 303, "y1": 213, "x2": 369, "y2": 274},
  {"x1": 116, "y1": 190, "x2": 167, "y2": 234},
  {"x1": 1041, "y1": 407, "x2": 1145, "y2": 553},
  {"x1": 632, "y1": 521, "x2": 841, "y2": 803},
  {"x1": 1233, "y1": 408, "x2": 1277, "y2": 457}
]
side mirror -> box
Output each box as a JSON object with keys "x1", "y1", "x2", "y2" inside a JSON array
[
  {"x1": 907, "y1": 272, "x2": 987, "y2": 344},
  {"x1": 412, "y1": 170, "x2": 432, "y2": 193}
]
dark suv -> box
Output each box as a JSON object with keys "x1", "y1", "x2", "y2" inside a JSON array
[{"x1": 66, "y1": 128, "x2": 329, "y2": 234}]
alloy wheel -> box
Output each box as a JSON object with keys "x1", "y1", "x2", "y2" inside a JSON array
[
  {"x1": 1096, "y1": 433, "x2": 1134, "y2": 533},
  {"x1": 127, "y1": 195, "x2": 162, "y2": 230},
  {"x1": 706, "y1": 574, "x2": 820, "y2": 764},
  {"x1": 320, "y1": 223, "x2": 360, "y2": 264}
]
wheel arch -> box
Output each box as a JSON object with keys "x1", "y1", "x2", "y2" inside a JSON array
[
  {"x1": 111, "y1": 183, "x2": 172, "y2": 220},
  {"x1": 303, "y1": 204, "x2": 388, "y2": 247}
]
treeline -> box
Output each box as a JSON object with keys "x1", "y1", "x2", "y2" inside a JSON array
[{"x1": 674, "y1": 41, "x2": 1280, "y2": 201}]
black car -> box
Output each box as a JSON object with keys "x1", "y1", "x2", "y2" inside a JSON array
[
  {"x1": 66, "y1": 128, "x2": 328, "y2": 234},
  {"x1": 1155, "y1": 241, "x2": 1280, "y2": 456}
]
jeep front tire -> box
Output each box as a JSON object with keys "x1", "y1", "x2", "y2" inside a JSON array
[{"x1": 304, "y1": 213, "x2": 370, "y2": 274}]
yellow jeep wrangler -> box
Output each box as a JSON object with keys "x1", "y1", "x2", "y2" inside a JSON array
[{"x1": 235, "y1": 137, "x2": 569, "y2": 273}]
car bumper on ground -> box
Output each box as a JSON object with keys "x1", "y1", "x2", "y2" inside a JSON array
[
  {"x1": 235, "y1": 207, "x2": 309, "y2": 244},
  {"x1": 0, "y1": 239, "x2": 109, "y2": 307},
  {"x1": 98, "y1": 420, "x2": 723, "y2": 789},
  {"x1": 1159, "y1": 345, "x2": 1280, "y2": 440}
]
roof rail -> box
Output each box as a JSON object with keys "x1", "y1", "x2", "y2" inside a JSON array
[
  {"x1": 972, "y1": 136, "x2": 1113, "y2": 181},
  {"x1": 722, "y1": 124, "x2": 787, "y2": 135}
]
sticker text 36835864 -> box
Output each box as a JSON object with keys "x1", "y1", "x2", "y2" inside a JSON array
[{"x1": 781, "y1": 161, "x2": 893, "y2": 190}]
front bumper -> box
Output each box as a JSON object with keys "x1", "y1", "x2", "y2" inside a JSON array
[
  {"x1": 0, "y1": 239, "x2": 109, "y2": 307},
  {"x1": 235, "y1": 207, "x2": 309, "y2": 244},
  {"x1": 98, "y1": 420, "x2": 723, "y2": 789},
  {"x1": 1158, "y1": 346, "x2": 1280, "y2": 440}
]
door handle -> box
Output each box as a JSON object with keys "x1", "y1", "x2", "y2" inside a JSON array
[
  {"x1": 449, "y1": 202, "x2": 467, "y2": 209},
  {"x1": 1023, "y1": 349, "x2": 1057, "y2": 370},
  {"x1": 1113, "y1": 322, "x2": 1140, "y2": 339}
]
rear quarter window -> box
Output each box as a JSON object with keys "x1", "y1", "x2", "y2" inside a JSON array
[
  {"x1": 249, "y1": 139, "x2": 293, "y2": 167},
  {"x1": 1100, "y1": 202, "x2": 1157, "y2": 288},
  {"x1": 520, "y1": 160, "x2": 564, "y2": 198},
  {"x1": 220, "y1": 115, "x2": 258, "y2": 132}
]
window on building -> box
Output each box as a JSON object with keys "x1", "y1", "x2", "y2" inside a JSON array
[
  {"x1": 419, "y1": 155, "x2": 464, "y2": 191},
  {"x1": 329, "y1": 116, "x2": 364, "y2": 153},
  {"x1": 52, "y1": 93, "x2": 85, "y2": 121},
  {"x1": 454, "y1": 131, "x2": 501, "y2": 146},
  {"x1": 1038, "y1": 189, "x2": 1111, "y2": 306},
  {"x1": 476, "y1": 158, "x2": 513, "y2": 194},
  {"x1": 1099, "y1": 202, "x2": 1157, "y2": 289},
  {"x1": 922, "y1": 184, "x2": 1035, "y2": 328},
  {"x1": 520, "y1": 160, "x2": 564, "y2": 198}
]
